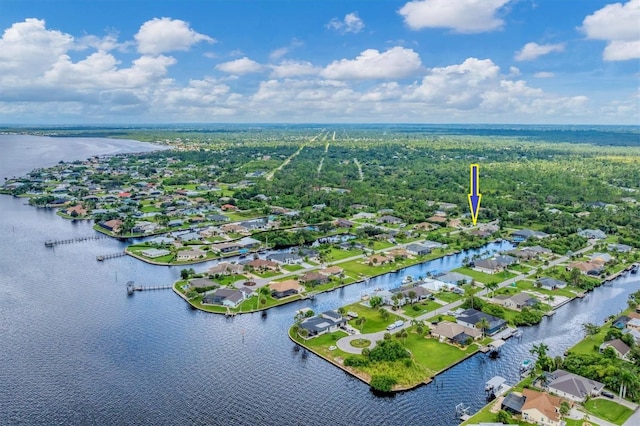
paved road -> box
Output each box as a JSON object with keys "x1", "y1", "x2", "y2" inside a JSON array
[{"x1": 623, "y1": 406, "x2": 640, "y2": 426}]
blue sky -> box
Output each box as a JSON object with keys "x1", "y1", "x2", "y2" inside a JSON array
[{"x1": 0, "y1": 0, "x2": 638, "y2": 124}]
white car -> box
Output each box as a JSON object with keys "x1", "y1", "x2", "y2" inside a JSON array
[{"x1": 328, "y1": 346, "x2": 337, "y2": 351}]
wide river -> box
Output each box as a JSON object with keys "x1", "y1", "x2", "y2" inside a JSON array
[{"x1": 0, "y1": 135, "x2": 638, "y2": 425}]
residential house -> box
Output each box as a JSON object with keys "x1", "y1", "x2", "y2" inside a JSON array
[
  {"x1": 568, "y1": 261, "x2": 604, "y2": 276},
  {"x1": 392, "y1": 285, "x2": 431, "y2": 305},
  {"x1": 319, "y1": 266, "x2": 344, "y2": 277},
  {"x1": 377, "y1": 215, "x2": 403, "y2": 224},
  {"x1": 269, "y1": 280, "x2": 303, "y2": 299},
  {"x1": 299, "y1": 272, "x2": 330, "y2": 287},
  {"x1": 176, "y1": 231, "x2": 201, "y2": 242},
  {"x1": 237, "y1": 236, "x2": 261, "y2": 249},
  {"x1": 501, "y1": 392, "x2": 526, "y2": 414},
  {"x1": 208, "y1": 214, "x2": 230, "y2": 222},
  {"x1": 608, "y1": 243, "x2": 632, "y2": 253},
  {"x1": 388, "y1": 248, "x2": 411, "y2": 259},
  {"x1": 494, "y1": 293, "x2": 539, "y2": 310},
  {"x1": 626, "y1": 318, "x2": 640, "y2": 331},
  {"x1": 612, "y1": 315, "x2": 631, "y2": 329},
  {"x1": 622, "y1": 328, "x2": 640, "y2": 346},
  {"x1": 536, "y1": 277, "x2": 567, "y2": 290},
  {"x1": 599, "y1": 339, "x2": 631, "y2": 361},
  {"x1": 141, "y1": 248, "x2": 171, "y2": 258},
  {"x1": 189, "y1": 278, "x2": 219, "y2": 289},
  {"x1": 414, "y1": 222, "x2": 437, "y2": 231},
  {"x1": 437, "y1": 272, "x2": 473, "y2": 286},
  {"x1": 201, "y1": 288, "x2": 246, "y2": 308},
  {"x1": 352, "y1": 212, "x2": 376, "y2": 220},
  {"x1": 430, "y1": 321, "x2": 482, "y2": 344},
  {"x1": 176, "y1": 249, "x2": 205, "y2": 261},
  {"x1": 212, "y1": 242, "x2": 241, "y2": 253},
  {"x1": 521, "y1": 389, "x2": 565, "y2": 426},
  {"x1": 473, "y1": 259, "x2": 502, "y2": 274},
  {"x1": 65, "y1": 204, "x2": 87, "y2": 216},
  {"x1": 99, "y1": 219, "x2": 123, "y2": 233},
  {"x1": 208, "y1": 262, "x2": 244, "y2": 276},
  {"x1": 456, "y1": 309, "x2": 507, "y2": 335},
  {"x1": 589, "y1": 252, "x2": 613, "y2": 263},
  {"x1": 419, "y1": 278, "x2": 450, "y2": 292},
  {"x1": 406, "y1": 243, "x2": 431, "y2": 256},
  {"x1": 511, "y1": 229, "x2": 549, "y2": 241},
  {"x1": 168, "y1": 219, "x2": 184, "y2": 227},
  {"x1": 245, "y1": 259, "x2": 280, "y2": 272},
  {"x1": 368, "y1": 254, "x2": 392, "y2": 265},
  {"x1": 334, "y1": 218, "x2": 354, "y2": 228},
  {"x1": 447, "y1": 219, "x2": 462, "y2": 228},
  {"x1": 220, "y1": 223, "x2": 249, "y2": 234},
  {"x1": 577, "y1": 229, "x2": 606, "y2": 239},
  {"x1": 544, "y1": 370, "x2": 604, "y2": 402},
  {"x1": 426, "y1": 215, "x2": 447, "y2": 224},
  {"x1": 299, "y1": 310, "x2": 347, "y2": 337},
  {"x1": 267, "y1": 252, "x2": 303, "y2": 264}
]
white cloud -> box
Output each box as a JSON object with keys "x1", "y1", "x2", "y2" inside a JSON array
[
  {"x1": 321, "y1": 47, "x2": 422, "y2": 80},
  {"x1": 216, "y1": 57, "x2": 262, "y2": 74},
  {"x1": 135, "y1": 17, "x2": 214, "y2": 55},
  {"x1": 398, "y1": 0, "x2": 511, "y2": 33},
  {"x1": 515, "y1": 42, "x2": 565, "y2": 61},
  {"x1": 269, "y1": 60, "x2": 320, "y2": 78},
  {"x1": 0, "y1": 19, "x2": 73, "y2": 76},
  {"x1": 269, "y1": 47, "x2": 289, "y2": 61},
  {"x1": 533, "y1": 72, "x2": 555, "y2": 78},
  {"x1": 326, "y1": 12, "x2": 365, "y2": 34},
  {"x1": 581, "y1": 0, "x2": 640, "y2": 61}
]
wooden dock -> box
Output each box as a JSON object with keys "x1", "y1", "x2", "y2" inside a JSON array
[
  {"x1": 126, "y1": 282, "x2": 172, "y2": 295},
  {"x1": 45, "y1": 235, "x2": 109, "y2": 247},
  {"x1": 97, "y1": 251, "x2": 127, "y2": 261}
]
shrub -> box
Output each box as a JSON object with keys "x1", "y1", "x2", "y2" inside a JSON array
[
  {"x1": 370, "y1": 375, "x2": 397, "y2": 392},
  {"x1": 369, "y1": 339, "x2": 409, "y2": 362},
  {"x1": 344, "y1": 356, "x2": 369, "y2": 367}
]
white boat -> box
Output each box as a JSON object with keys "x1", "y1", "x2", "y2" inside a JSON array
[
  {"x1": 402, "y1": 275, "x2": 414, "y2": 284},
  {"x1": 520, "y1": 359, "x2": 533, "y2": 371}
]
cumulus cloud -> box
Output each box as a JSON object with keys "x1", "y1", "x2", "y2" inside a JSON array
[
  {"x1": 216, "y1": 57, "x2": 262, "y2": 74},
  {"x1": 533, "y1": 72, "x2": 555, "y2": 78},
  {"x1": 515, "y1": 42, "x2": 565, "y2": 61},
  {"x1": 135, "y1": 17, "x2": 214, "y2": 55},
  {"x1": 581, "y1": 0, "x2": 640, "y2": 61},
  {"x1": 321, "y1": 47, "x2": 422, "y2": 80},
  {"x1": 269, "y1": 60, "x2": 320, "y2": 78},
  {"x1": 398, "y1": 0, "x2": 511, "y2": 33},
  {"x1": 326, "y1": 12, "x2": 365, "y2": 34}
]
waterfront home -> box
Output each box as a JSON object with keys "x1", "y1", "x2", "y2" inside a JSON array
[
  {"x1": 544, "y1": 370, "x2": 604, "y2": 403},
  {"x1": 299, "y1": 271, "x2": 330, "y2": 287},
  {"x1": 577, "y1": 229, "x2": 606, "y2": 239},
  {"x1": 176, "y1": 249, "x2": 205, "y2": 261},
  {"x1": 148, "y1": 236, "x2": 175, "y2": 245},
  {"x1": 388, "y1": 248, "x2": 411, "y2": 259},
  {"x1": 189, "y1": 278, "x2": 219, "y2": 289},
  {"x1": 269, "y1": 280, "x2": 303, "y2": 299},
  {"x1": 501, "y1": 392, "x2": 526, "y2": 414},
  {"x1": 245, "y1": 259, "x2": 280, "y2": 272},
  {"x1": 622, "y1": 328, "x2": 640, "y2": 345},
  {"x1": 494, "y1": 293, "x2": 539, "y2": 310},
  {"x1": 599, "y1": 338, "x2": 631, "y2": 361},
  {"x1": 220, "y1": 223, "x2": 249, "y2": 234},
  {"x1": 456, "y1": 309, "x2": 507, "y2": 335},
  {"x1": 437, "y1": 271, "x2": 473, "y2": 286},
  {"x1": 208, "y1": 262, "x2": 244, "y2": 276},
  {"x1": 65, "y1": 204, "x2": 87, "y2": 216},
  {"x1": 319, "y1": 266, "x2": 344, "y2": 277},
  {"x1": 626, "y1": 318, "x2": 640, "y2": 331},
  {"x1": 473, "y1": 259, "x2": 503, "y2": 274},
  {"x1": 141, "y1": 248, "x2": 171, "y2": 259},
  {"x1": 237, "y1": 236, "x2": 261, "y2": 249},
  {"x1": 367, "y1": 254, "x2": 392, "y2": 265},
  {"x1": 168, "y1": 219, "x2": 184, "y2": 227},
  {"x1": 212, "y1": 242, "x2": 242, "y2": 253},
  {"x1": 201, "y1": 288, "x2": 246, "y2": 308},
  {"x1": 567, "y1": 261, "x2": 604, "y2": 276},
  {"x1": 419, "y1": 278, "x2": 450, "y2": 292},
  {"x1": 406, "y1": 243, "x2": 431, "y2": 256},
  {"x1": 299, "y1": 310, "x2": 347, "y2": 338},
  {"x1": 430, "y1": 321, "x2": 481, "y2": 345},
  {"x1": 176, "y1": 231, "x2": 202, "y2": 242},
  {"x1": 511, "y1": 229, "x2": 549, "y2": 241},
  {"x1": 536, "y1": 277, "x2": 567, "y2": 290},
  {"x1": 267, "y1": 252, "x2": 303, "y2": 265},
  {"x1": 99, "y1": 219, "x2": 123, "y2": 233},
  {"x1": 520, "y1": 388, "x2": 566, "y2": 426}
]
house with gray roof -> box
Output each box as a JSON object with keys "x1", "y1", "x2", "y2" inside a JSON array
[
  {"x1": 511, "y1": 229, "x2": 549, "y2": 241},
  {"x1": 299, "y1": 310, "x2": 346, "y2": 337},
  {"x1": 577, "y1": 229, "x2": 606, "y2": 239},
  {"x1": 456, "y1": 309, "x2": 506, "y2": 335},
  {"x1": 494, "y1": 293, "x2": 538, "y2": 310},
  {"x1": 599, "y1": 338, "x2": 631, "y2": 361},
  {"x1": 437, "y1": 271, "x2": 473, "y2": 285},
  {"x1": 536, "y1": 277, "x2": 567, "y2": 290},
  {"x1": 544, "y1": 369, "x2": 604, "y2": 402},
  {"x1": 201, "y1": 288, "x2": 246, "y2": 308},
  {"x1": 267, "y1": 252, "x2": 303, "y2": 264},
  {"x1": 406, "y1": 243, "x2": 431, "y2": 256}
]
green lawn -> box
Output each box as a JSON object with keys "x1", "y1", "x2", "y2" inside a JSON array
[
  {"x1": 252, "y1": 270, "x2": 280, "y2": 279},
  {"x1": 327, "y1": 247, "x2": 358, "y2": 261},
  {"x1": 344, "y1": 302, "x2": 402, "y2": 334},
  {"x1": 583, "y1": 399, "x2": 633, "y2": 425},
  {"x1": 453, "y1": 267, "x2": 516, "y2": 284},
  {"x1": 224, "y1": 210, "x2": 263, "y2": 221},
  {"x1": 511, "y1": 279, "x2": 579, "y2": 299},
  {"x1": 282, "y1": 264, "x2": 305, "y2": 272},
  {"x1": 401, "y1": 301, "x2": 442, "y2": 318},
  {"x1": 405, "y1": 333, "x2": 478, "y2": 372},
  {"x1": 434, "y1": 291, "x2": 463, "y2": 303}
]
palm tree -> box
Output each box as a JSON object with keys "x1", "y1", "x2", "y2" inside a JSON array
[
  {"x1": 476, "y1": 318, "x2": 490, "y2": 338},
  {"x1": 530, "y1": 342, "x2": 550, "y2": 371},
  {"x1": 408, "y1": 290, "x2": 417, "y2": 305}
]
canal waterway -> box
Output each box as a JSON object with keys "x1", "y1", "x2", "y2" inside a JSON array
[{"x1": 0, "y1": 135, "x2": 638, "y2": 426}]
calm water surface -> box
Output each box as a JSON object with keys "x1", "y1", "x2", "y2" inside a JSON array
[{"x1": 0, "y1": 135, "x2": 638, "y2": 425}]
